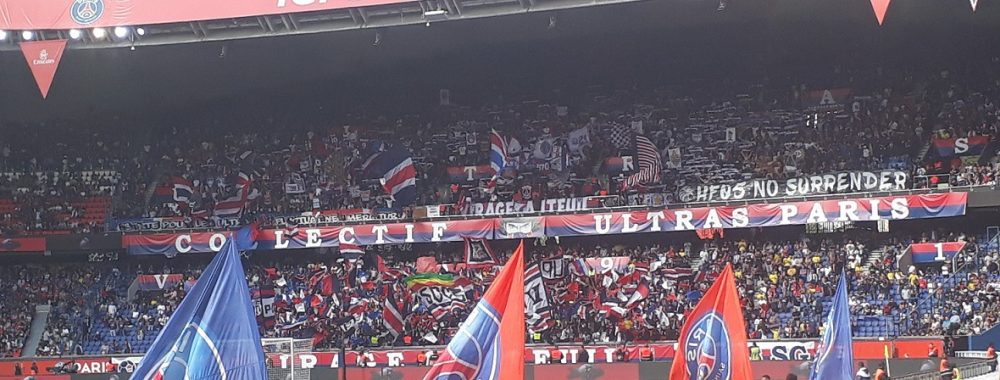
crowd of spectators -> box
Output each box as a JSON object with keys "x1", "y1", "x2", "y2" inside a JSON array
[
  {"x1": 0, "y1": 63, "x2": 997, "y2": 234},
  {"x1": 0, "y1": 223, "x2": 992, "y2": 358}
]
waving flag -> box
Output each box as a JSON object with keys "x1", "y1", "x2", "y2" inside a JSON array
[
  {"x1": 132, "y1": 236, "x2": 267, "y2": 380},
  {"x1": 809, "y1": 272, "x2": 855, "y2": 380},
  {"x1": 363, "y1": 147, "x2": 417, "y2": 206},
  {"x1": 623, "y1": 135, "x2": 663, "y2": 189},
  {"x1": 152, "y1": 177, "x2": 195, "y2": 204},
  {"x1": 524, "y1": 264, "x2": 554, "y2": 332},
  {"x1": 489, "y1": 130, "x2": 509, "y2": 176},
  {"x1": 910, "y1": 241, "x2": 966, "y2": 264},
  {"x1": 669, "y1": 263, "x2": 752, "y2": 380},
  {"x1": 464, "y1": 237, "x2": 498, "y2": 268},
  {"x1": 423, "y1": 240, "x2": 526, "y2": 380},
  {"x1": 383, "y1": 290, "x2": 406, "y2": 338}
]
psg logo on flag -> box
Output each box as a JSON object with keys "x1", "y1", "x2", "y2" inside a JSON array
[
  {"x1": 684, "y1": 312, "x2": 732, "y2": 380},
  {"x1": 147, "y1": 323, "x2": 227, "y2": 380},
  {"x1": 427, "y1": 303, "x2": 502, "y2": 380}
]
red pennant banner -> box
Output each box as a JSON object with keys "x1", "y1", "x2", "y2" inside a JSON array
[
  {"x1": 19, "y1": 39, "x2": 68, "y2": 99},
  {"x1": 870, "y1": 0, "x2": 891, "y2": 25}
]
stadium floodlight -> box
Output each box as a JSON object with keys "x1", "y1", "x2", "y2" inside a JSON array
[
  {"x1": 0, "y1": 30, "x2": 6, "y2": 41},
  {"x1": 21, "y1": 30, "x2": 33, "y2": 40},
  {"x1": 423, "y1": 9, "x2": 448, "y2": 23},
  {"x1": 114, "y1": 26, "x2": 129, "y2": 38},
  {"x1": 136, "y1": 27, "x2": 146, "y2": 36},
  {"x1": 69, "y1": 29, "x2": 83, "y2": 40},
  {"x1": 92, "y1": 27, "x2": 107, "y2": 39}
]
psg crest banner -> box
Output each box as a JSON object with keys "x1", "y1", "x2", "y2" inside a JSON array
[
  {"x1": 123, "y1": 193, "x2": 967, "y2": 256},
  {"x1": 0, "y1": 0, "x2": 414, "y2": 30}
]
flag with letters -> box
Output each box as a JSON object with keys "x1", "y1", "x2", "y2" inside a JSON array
[
  {"x1": 464, "y1": 237, "x2": 498, "y2": 268},
  {"x1": 808, "y1": 272, "x2": 855, "y2": 380},
  {"x1": 132, "y1": 235, "x2": 267, "y2": 380},
  {"x1": 423, "y1": 241, "x2": 526, "y2": 380},
  {"x1": 669, "y1": 263, "x2": 752, "y2": 380},
  {"x1": 623, "y1": 135, "x2": 662, "y2": 189},
  {"x1": 524, "y1": 264, "x2": 554, "y2": 332}
]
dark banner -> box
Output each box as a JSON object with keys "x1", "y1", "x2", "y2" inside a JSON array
[
  {"x1": 46, "y1": 233, "x2": 122, "y2": 252},
  {"x1": 113, "y1": 209, "x2": 405, "y2": 233}
]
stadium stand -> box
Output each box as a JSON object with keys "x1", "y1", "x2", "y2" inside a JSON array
[{"x1": 0, "y1": 219, "x2": 990, "y2": 357}]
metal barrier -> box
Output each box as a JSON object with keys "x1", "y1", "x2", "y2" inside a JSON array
[
  {"x1": 894, "y1": 359, "x2": 996, "y2": 380},
  {"x1": 958, "y1": 351, "x2": 991, "y2": 359}
]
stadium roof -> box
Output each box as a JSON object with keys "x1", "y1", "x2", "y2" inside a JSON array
[{"x1": 0, "y1": 0, "x2": 998, "y2": 121}]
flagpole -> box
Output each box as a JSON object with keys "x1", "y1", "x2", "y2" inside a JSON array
[{"x1": 340, "y1": 343, "x2": 348, "y2": 380}]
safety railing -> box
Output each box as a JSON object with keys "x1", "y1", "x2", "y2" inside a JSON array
[{"x1": 894, "y1": 359, "x2": 995, "y2": 380}]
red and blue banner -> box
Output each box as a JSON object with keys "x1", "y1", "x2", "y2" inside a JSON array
[
  {"x1": 447, "y1": 165, "x2": 495, "y2": 183},
  {"x1": 669, "y1": 263, "x2": 753, "y2": 379},
  {"x1": 122, "y1": 193, "x2": 967, "y2": 256},
  {"x1": 910, "y1": 242, "x2": 967, "y2": 264},
  {"x1": 932, "y1": 135, "x2": 991, "y2": 157},
  {"x1": 136, "y1": 274, "x2": 185, "y2": 291},
  {"x1": 601, "y1": 157, "x2": 633, "y2": 174},
  {"x1": 424, "y1": 241, "x2": 525, "y2": 380},
  {"x1": 0, "y1": 237, "x2": 46, "y2": 253}
]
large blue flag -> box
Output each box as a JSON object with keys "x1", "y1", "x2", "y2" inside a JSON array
[
  {"x1": 132, "y1": 236, "x2": 267, "y2": 380},
  {"x1": 809, "y1": 272, "x2": 855, "y2": 380}
]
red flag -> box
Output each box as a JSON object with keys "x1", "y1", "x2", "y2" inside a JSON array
[
  {"x1": 416, "y1": 256, "x2": 439, "y2": 273},
  {"x1": 424, "y1": 241, "x2": 525, "y2": 380},
  {"x1": 669, "y1": 263, "x2": 752, "y2": 380},
  {"x1": 19, "y1": 39, "x2": 67, "y2": 99},
  {"x1": 870, "y1": 0, "x2": 891, "y2": 25}
]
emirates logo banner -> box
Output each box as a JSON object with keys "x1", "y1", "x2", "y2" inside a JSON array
[{"x1": 20, "y1": 39, "x2": 67, "y2": 99}]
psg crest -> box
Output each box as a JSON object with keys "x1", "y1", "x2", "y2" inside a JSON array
[
  {"x1": 427, "y1": 303, "x2": 502, "y2": 380},
  {"x1": 70, "y1": 0, "x2": 104, "y2": 25},
  {"x1": 145, "y1": 323, "x2": 226, "y2": 380},
  {"x1": 683, "y1": 312, "x2": 732, "y2": 380}
]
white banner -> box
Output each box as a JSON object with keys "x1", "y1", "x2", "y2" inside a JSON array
[
  {"x1": 456, "y1": 197, "x2": 590, "y2": 216},
  {"x1": 567, "y1": 127, "x2": 591, "y2": 153},
  {"x1": 677, "y1": 170, "x2": 909, "y2": 203}
]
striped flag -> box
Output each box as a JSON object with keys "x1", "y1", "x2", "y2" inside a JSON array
[
  {"x1": 624, "y1": 135, "x2": 663, "y2": 189},
  {"x1": 490, "y1": 130, "x2": 509, "y2": 176},
  {"x1": 363, "y1": 147, "x2": 417, "y2": 206},
  {"x1": 384, "y1": 290, "x2": 405, "y2": 338}
]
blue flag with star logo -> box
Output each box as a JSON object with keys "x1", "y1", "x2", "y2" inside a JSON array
[
  {"x1": 132, "y1": 235, "x2": 267, "y2": 380},
  {"x1": 809, "y1": 272, "x2": 855, "y2": 380}
]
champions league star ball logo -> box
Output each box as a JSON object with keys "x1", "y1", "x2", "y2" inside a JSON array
[
  {"x1": 684, "y1": 313, "x2": 732, "y2": 380},
  {"x1": 70, "y1": 0, "x2": 104, "y2": 25}
]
